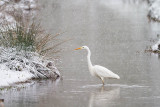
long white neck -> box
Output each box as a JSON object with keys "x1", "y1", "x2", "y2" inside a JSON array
[{"x1": 86, "y1": 47, "x2": 93, "y2": 69}]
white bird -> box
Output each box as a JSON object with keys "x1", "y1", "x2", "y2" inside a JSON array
[{"x1": 75, "y1": 46, "x2": 120, "y2": 85}]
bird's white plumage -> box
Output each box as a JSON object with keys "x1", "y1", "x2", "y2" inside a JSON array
[
  {"x1": 92, "y1": 65, "x2": 120, "y2": 79},
  {"x1": 75, "y1": 46, "x2": 120, "y2": 85}
]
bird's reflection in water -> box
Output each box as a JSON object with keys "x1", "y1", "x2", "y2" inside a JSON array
[
  {"x1": 88, "y1": 86, "x2": 120, "y2": 107},
  {"x1": 0, "y1": 99, "x2": 4, "y2": 107}
]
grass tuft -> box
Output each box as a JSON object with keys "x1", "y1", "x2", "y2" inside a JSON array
[
  {"x1": 0, "y1": 22, "x2": 38, "y2": 51},
  {"x1": 0, "y1": 20, "x2": 67, "y2": 56}
]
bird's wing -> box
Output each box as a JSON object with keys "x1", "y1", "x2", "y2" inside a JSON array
[{"x1": 93, "y1": 65, "x2": 120, "y2": 79}]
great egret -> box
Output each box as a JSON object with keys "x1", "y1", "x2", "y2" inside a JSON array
[{"x1": 75, "y1": 46, "x2": 120, "y2": 85}]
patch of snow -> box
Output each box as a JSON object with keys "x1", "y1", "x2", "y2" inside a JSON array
[
  {"x1": 19, "y1": 0, "x2": 37, "y2": 10},
  {"x1": 148, "y1": 0, "x2": 160, "y2": 21},
  {"x1": 0, "y1": 0, "x2": 37, "y2": 27},
  {"x1": 0, "y1": 64, "x2": 33, "y2": 87},
  {"x1": 0, "y1": 1, "x2": 5, "y2": 6},
  {"x1": 151, "y1": 39, "x2": 160, "y2": 51}
]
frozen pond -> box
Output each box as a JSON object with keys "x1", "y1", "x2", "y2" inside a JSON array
[{"x1": 1, "y1": 0, "x2": 160, "y2": 107}]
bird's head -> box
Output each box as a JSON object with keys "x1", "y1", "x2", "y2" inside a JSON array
[{"x1": 74, "y1": 46, "x2": 88, "y2": 50}]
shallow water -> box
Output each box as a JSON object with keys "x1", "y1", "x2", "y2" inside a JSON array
[{"x1": 1, "y1": 0, "x2": 160, "y2": 107}]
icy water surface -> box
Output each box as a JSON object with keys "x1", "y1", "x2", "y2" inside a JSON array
[{"x1": 1, "y1": 0, "x2": 160, "y2": 107}]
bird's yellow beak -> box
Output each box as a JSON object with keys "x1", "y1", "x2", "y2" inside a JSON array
[{"x1": 74, "y1": 47, "x2": 82, "y2": 50}]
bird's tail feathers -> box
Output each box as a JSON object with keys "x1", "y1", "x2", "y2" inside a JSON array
[{"x1": 115, "y1": 74, "x2": 120, "y2": 79}]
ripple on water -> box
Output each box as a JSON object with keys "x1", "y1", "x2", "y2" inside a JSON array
[{"x1": 81, "y1": 84, "x2": 149, "y2": 89}]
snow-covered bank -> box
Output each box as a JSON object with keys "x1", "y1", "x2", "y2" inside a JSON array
[
  {"x1": 0, "y1": 47, "x2": 60, "y2": 87},
  {"x1": 148, "y1": 0, "x2": 160, "y2": 21},
  {"x1": 0, "y1": 65, "x2": 32, "y2": 87},
  {"x1": 0, "y1": 0, "x2": 61, "y2": 87}
]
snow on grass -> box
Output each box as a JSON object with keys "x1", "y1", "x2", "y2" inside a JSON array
[{"x1": 148, "y1": 0, "x2": 160, "y2": 21}]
